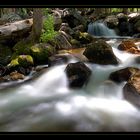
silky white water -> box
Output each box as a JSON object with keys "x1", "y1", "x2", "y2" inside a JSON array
[
  {"x1": 87, "y1": 21, "x2": 117, "y2": 37},
  {"x1": 0, "y1": 39, "x2": 140, "y2": 131}
]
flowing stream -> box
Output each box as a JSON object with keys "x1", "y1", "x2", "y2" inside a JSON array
[
  {"x1": 0, "y1": 39, "x2": 140, "y2": 132},
  {"x1": 87, "y1": 21, "x2": 117, "y2": 37},
  {"x1": 0, "y1": 22, "x2": 140, "y2": 131}
]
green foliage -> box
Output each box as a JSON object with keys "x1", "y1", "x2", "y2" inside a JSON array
[{"x1": 40, "y1": 8, "x2": 58, "y2": 43}]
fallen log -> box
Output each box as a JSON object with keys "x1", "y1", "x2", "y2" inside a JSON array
[{"x1": 0, "y1": 18, "x2": 33, "y2": 43}]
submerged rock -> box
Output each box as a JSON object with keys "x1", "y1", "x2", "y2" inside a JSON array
[
  {"x1": 83, "y1": 40, "x2": 118, "y2": 65},
  {"x1": 109, "y1": 67, "x2": 140, "y2": 83},
  {"x1": 65, "y1": 62, "x2": 91, "y2": 88}
]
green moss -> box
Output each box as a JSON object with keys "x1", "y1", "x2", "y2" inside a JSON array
[
  {"x1": 30, "y1": 44, "x2": 55, "y2": 65},
  {"x1": 8, "y1": 55, "x2": 34, "y2": 68},
  {"x1": 7, "y1": 58, "x2": 19, "y2": 67},
  {"x1": 12, "y1": 40, "x2": 33, "y2": 55},
  {"x1": 18, "y1": 55, "x2": 34, "y2": 67}
]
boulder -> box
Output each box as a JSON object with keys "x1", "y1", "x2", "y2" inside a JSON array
[
  {"x1": 7, "y1": 55, "x2": 34, "y2": 75},
  {"x1": 9, "y1": 71, "x2": 25, "y2": 80},
  {"x1": 12, "y1": 40, "x2": 56, "y2": 65},
  {"x1": 65, "y1": 61, "x2": 92, "y2": 88},
  {"x1": 123, "y1": 71, "x2": 140, "y2": 107},
  {"x1": 62, "y1": 8, "x2": 87, "y2": 29},
  {"x1": 8, "y1": 55, "x2": 34, "y2": 68},
  {"x1": 53, "y1": 31, "x2": 72, "y2": 49},
  {"x1": 30, "y1": 44, "x2": 55, "y2": 65},
  {"x1": 118, "y1": 40, "x2": 140, "y2": 54},
  {"x1": 83, "y1": 40, "x2": 118, "y2": 65},
  {"x1": 109, "y1": 67, "x2": 140, "y2": 83}
]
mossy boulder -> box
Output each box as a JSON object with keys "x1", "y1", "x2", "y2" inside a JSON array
[
  {"x1": 12, "y1": 40, "x2": 56, "y2": 65},
  {"x1": 8, "y1": 55, "x2": 34, "y2": 68},
  {"x1": 74, "y1": 32, "x2": 95, "y2": 44},
  {"x1": 7, "y1": 55, "x2": 34, "y2": 75},
  {"x1": 70, "y1": 39, "x2": 81, "y2": 48},
  {"x1": 18, "y1": 55, "x2": 34, "y2": 67},
  {"x1": 0, "y1": 44, "x2": 12, "y2": 66},
  {"x1": 30, "y1": 43, "x2": 55, "y2": 65},
  {"x1": 83, "y1": 40, "x2": 118, "y2": 65},
  {"x1": 12, "y1": 39, "x2": 33, "y2": 55}
]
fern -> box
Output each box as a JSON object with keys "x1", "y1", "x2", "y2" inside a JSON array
[{"x1": 40, "y1": 8, "x2": 58, "y2": 43}]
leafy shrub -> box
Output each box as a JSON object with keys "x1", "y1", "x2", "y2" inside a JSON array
[{"x1": 40, "y1": 8, "x2": 58, "y2": 43}]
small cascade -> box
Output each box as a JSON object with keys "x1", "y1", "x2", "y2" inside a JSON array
[{"x1": 87, "y1": 21, "x2": 117, "y2": 37}]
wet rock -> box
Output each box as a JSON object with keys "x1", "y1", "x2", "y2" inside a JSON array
[
  {"x1": 9, "y1": 71, "x2": 25, "y2": 80},
  {"x1": 118, "y1": 40, "x2": 140, "y2": 54},
  {"x1": 65, "y1": 61, "x2": 92, "y2": 88},
  {"x1": 109, "y1": 67, "x2": 140, "y2": 83},
  {"x1": 48, "y1": 54, "x2": 69, "y2": 66},
  {"x1": 123, "y1": 71, "x2": 140, "y2": 107},
  {"x1": 83, "y1": 40, "x2": 118, "y2": 65}
]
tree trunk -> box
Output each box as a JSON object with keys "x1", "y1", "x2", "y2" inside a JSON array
[{"x1": 29, "y1": 8, "x2": 43, "y2": 43}]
